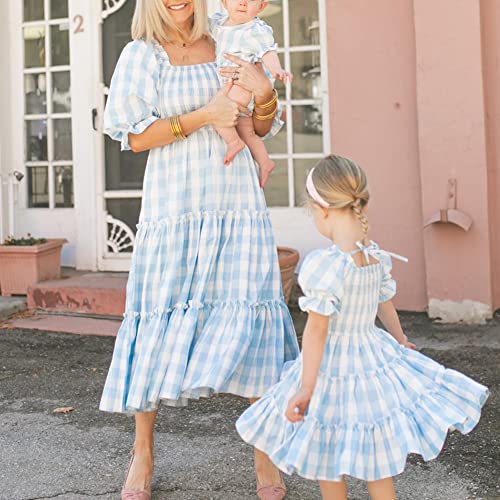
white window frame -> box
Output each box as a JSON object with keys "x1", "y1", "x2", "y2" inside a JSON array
[
  {"x1": 209, "y1": 0, "x2": 330, "y2": 208},
  {"x1": 22, "y1": 0, "x2": 74, "y2": 210},
  {"x1": 273, "y1": 0, "x2": 331, "y2": 207}
]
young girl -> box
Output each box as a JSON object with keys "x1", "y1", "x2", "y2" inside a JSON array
[
  {"x1": 236, "y1": 155, "x2": 489, "y2": 500},
  {"x1": 209, "y1": 0, "x2": 292, "y2": 186}
]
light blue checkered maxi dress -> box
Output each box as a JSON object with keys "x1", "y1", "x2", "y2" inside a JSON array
[
  {"x1": 99, "y1": 39, "x2": 299, "y2": 413},
  {"x1": 236, "y1": 243, "x2": 489, "y2": 482}
]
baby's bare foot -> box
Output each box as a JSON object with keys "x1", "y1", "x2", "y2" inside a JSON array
[{"x1": 224, "y1": 138, "x2": 245, "y2": 165}]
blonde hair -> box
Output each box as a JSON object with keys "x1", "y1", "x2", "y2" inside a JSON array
[
  {"x1": 131, "y1": 0, "x2": 208, "y2": 43},
  {"x1": 310, "y1": 155, "x2": 370, "y2": 244}
]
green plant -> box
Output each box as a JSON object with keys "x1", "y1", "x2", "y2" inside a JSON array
[{"x1": 3, "y1": 234, "x2": 47, "y2": 246}]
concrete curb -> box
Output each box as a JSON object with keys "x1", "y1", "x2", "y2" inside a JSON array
[{"x1": 0, "y1": 296, "x2": 27, "y2": 319}]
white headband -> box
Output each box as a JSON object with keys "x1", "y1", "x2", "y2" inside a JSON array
[{"x1": 306, "y1": 168, "x2": 330, "y2": 208}]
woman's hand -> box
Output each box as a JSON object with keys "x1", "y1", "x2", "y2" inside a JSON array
[
  {"x1": 204, "y1": 81, "x2": 251, "y2": 128},
  {"x1": 285, "y1": 387, "x2": 312, "y2": 423},
  {"x1": 219, "y1": 53, "x2": 273, "y2": 99}
]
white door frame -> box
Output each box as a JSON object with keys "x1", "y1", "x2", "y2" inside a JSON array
[
  {"x1": 69, "y1": 0, "x2": 100, "y2": 270},
  {"x1": 92, "y1": 0, "x2": 139, "y2": 272}
]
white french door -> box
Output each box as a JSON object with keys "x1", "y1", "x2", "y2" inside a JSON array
[
  {"x1": 91, "y1": 0, "x2": 330, "y2": 272},
  {"x1": 93, "y1": 0, "x2": 144, "y2": 271}
]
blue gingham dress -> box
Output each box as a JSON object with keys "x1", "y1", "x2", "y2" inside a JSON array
[
  {"x1": 99, "y1": 39, "x2": 299, "y2": 413},
  {"x1": 236, "y1": 242, "x2": 489, "y2": 481},
  {"x1": 209, "y1": 13, "x2": 277, "y2": 85}
]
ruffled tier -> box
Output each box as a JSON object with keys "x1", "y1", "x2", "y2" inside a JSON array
[
  {"x1": 236, "y1": 346, "x2": 489, "y2": 481},
  {"x1": 100, "y1": 208, "x2": 300, "y2": 413},
  {"x1": 100, "y1": 299, "x2": 298, "y2": 413},
  {"x1": 126, "y1": 210, "x2": 283, "y2": 311}
]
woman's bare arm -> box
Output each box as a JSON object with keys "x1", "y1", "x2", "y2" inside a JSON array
[
  {"x1": 129, "y1": 82, "x2": 249, "y2": 153},
  {"x1": 219, "y1": 54, "x2": 280, "y2": 137},
  {"x1": 129, "y1": 108, "x2": 209, "y2": 153},
  {"x1": 253, "y1": 85, "x2": 278, "y2": 137}
]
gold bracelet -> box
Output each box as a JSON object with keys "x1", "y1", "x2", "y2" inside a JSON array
[
  {"x1": 253, "y1": 104, "x2": 278, "y2": 121},
  {"x1": 254, "y1": 88, "x2": 279, "y2": 110},
  {"x1": 169, "y1": 115, "x2": 187, "y2": 140},
  {"x1": 173, "y1": 115, "x2": 187, "y2": 140},
  {"x1": 169, "y1": 116, "x2": 180, "y2": 140}
]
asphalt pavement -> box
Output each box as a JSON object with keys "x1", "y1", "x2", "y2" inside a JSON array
[{"x1": 0, "y1": 310, "x2": 499, "y2": 500}]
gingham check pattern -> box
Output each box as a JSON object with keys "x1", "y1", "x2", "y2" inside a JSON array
[
  {"x1": 99, "y1": 40, "x2": 298, "y2": 413},
  {"x1": 236, "y1": 245, "x2": 489, "y2": 481},
  {"x1": 209, "y1": 13, "x2": 278, "y2": 71}
]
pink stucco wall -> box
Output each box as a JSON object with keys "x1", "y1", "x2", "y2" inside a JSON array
[
  {"x1": 326, "y1": 0, "x2": 497, "y2": 316},
  {"x1": 326, "y1": 0, "x2": 427, "y2": 311},
  {"x1": 481, "y1": 0, "x2": 500, "y2": 311},
  {"x1": 413, "y1": 0, "x2": 492, "y2": 310}
]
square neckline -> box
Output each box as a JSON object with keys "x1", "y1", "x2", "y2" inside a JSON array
[{"x1": 152, "y1": 38, "x2": 217, "y2": 69}]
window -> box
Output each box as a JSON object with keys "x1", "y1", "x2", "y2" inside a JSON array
[
  {"x1": 23, "y1": 0, "x2": 74, "y2": 208},
  {"x1": 261, "y1": 0, "x2": 329, "y2": 207}
]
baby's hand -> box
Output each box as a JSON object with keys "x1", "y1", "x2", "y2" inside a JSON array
[
  {"x1": 273, "y1": 70, "x2": 293, "y2": 84},
  {"x1": 285, "y1": 387, "x2": 312, "y2": 423}
]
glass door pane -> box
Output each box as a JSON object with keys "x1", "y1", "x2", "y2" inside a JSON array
[
  {"x1": 24, "y1": 26, "x2": 46, "y2": 68},
  {"x1": 24, "y1": 0, "x2": 44, "y2": 22},
  {"x1": 289, "y1": 0, "x2": 319, "y2": 46}
]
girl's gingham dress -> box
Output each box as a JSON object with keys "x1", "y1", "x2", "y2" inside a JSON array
[
  {"x1": 99, "y1": 39, "x2": 299, "y2": 413},
  {"x1": 236, "y1": 242, "x2": 489, "y2": 482},
  {"x1": 209, "y1": 13, "x2": 277, "y2": 86}
]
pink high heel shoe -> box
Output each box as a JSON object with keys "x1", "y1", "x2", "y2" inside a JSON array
[
  {"x1": 255, "y1": 467, "x2": 287, "y2": 500},
  {"x1": 121, "y1": 451, "x2": 152, "y2": 500}
]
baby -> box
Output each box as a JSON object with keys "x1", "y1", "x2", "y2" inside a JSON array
[{"x1": 210, "y1": 0, "x2": 292, "y2": 185}]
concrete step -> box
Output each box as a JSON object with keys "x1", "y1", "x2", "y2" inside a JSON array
[
  {"x1": 7, "y1": 312, "x2": 120, "y2": 336},
  {"x1": 27, "y1": 271, "x2": 127, "y2": 318}
]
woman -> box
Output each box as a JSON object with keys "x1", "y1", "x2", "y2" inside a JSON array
[{"x1": 99, "y1": 0, "x2": 299, "y2": 498}]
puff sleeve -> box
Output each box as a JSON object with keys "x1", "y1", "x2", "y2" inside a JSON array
[
  {"x1": 208, "y1": 12, "x2": 225, "y2": 39},
  {"x1": 298, "y1": 249, "x2": 345, "y2": 316},
  {"x1": 103, "y1": 40, "x2": 161, "y2": 151},
  {"x1": 377, "y1": 253, "x2": 397, "y2": 303},
  {"x1": 249, "y1": 19, "x2": 278, "y2": 59}
]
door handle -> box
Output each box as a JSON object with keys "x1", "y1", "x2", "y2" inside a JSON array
[{"x1": 91, "y1": 108, "x2": 98, "y2": 131}]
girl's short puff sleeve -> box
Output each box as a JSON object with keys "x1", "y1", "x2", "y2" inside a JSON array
[
  {"x1": 377, "y1": 253, "x2": 397, "y2": 303},
  {"x1": 298, "y1": 249, "x2": 345, "y2": 316},
  {"x1": 103, "y1": 40, "x2": 160, "y2": 151}
]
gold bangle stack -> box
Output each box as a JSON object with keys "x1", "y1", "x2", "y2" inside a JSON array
[
  {"x1": 254, "y1": 88, "x2": 278, "y2": 110},
  {"x1": 253, "y1": 88, "x2": 279, "y2": 121},
  {"x1": 169, "y1": 115, "x2": 187, "y2": 140},
  {"x1": 253, "y1": 106, "x2": 278, "y2": 121}
]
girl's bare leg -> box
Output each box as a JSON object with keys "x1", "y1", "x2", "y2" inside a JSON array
[
  {"x1": 214, "y1": 84, "x2": 253, "y2": 165},
  {"x1": 236, "y1": 117, "x2": 275, "y2": 188},
  {"x1": 249, "y1": 398, "x2": 283, "y2": 486},
  {"x1": 367, "y1": 477, "x2": 396, "y2": 500},
  {"x1": 319, "y1": 478, "x2": 348, "y2": 500},
  {"x1": 124, "y1": 410, "x2": 157, "y2": 490}
]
